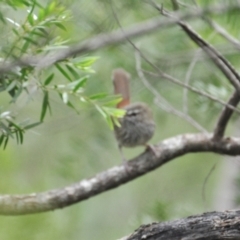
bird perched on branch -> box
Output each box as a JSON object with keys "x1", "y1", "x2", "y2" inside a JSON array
[{"x1": 112, "y1": 68, "x2": 156, "y2": 168}]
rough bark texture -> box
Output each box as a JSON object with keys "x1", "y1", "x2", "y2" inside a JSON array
[{"x1": 125, "y1": 210, "x2": 240, "y2": 240}]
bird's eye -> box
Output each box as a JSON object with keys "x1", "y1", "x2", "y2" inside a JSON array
[{"x1": 127, "y1": 110, "x2": 138, "y2": 117}]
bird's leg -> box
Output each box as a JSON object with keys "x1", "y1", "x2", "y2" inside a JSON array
[
  {"x1": 144, "y1": 143, "x2": 159, "y2": 158},
  {"x1": 118, "y1": 144, "x2": 130, "y2": 172}
]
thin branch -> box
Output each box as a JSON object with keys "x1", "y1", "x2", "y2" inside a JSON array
[
  {"x1": 0, "y1": 4, "x2": 240, "y2": 73},
  {"x1": 202, "y1": 162, "x2": 218, "y2": 208},
  {"x1": 144, "y1": 70, "x2": 240, "y2": 114},
  {"x1": 2, "y1": 133, "x2": 240, "y2": 215},
  {"x1": 154, "y1": 4, "x2": 240, "y2": 94},
  {"x1": 183, "y1": 50, "x2": 201, "y2": 114},
  {"x1": 176, "y1": 22, "x2": 240, "y2": 140},
  {"x1": 213, "y1": 91, "x2": 240, "y2": 140},
  {"x1": 153, "y1": 3, "x2": 240, "y2": 140},
  {"x1": 135, "y1": 50, "x2": 208, "y2": 133},
  {"x1": 109, "y1": 3, "x2": 240, "y2": 118},
  {"x1": 154, "y1": 97, "x2": 208, "y2": 133},
  {"x1": 206, "y1": 19, "x2": 240, "y2": 51}
]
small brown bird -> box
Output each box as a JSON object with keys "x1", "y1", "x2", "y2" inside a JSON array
[{"x1": 112, "y1": 68, "x2": 155, "y2": 167}]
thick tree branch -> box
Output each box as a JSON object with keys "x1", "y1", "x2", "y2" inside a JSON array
[
  {"x1": 124, "y1": 210, "x2": 240, "y2": 240},
  {"x1": 2, "y1": 133, "x2": 240, "y2": 215},
  {"x1": 213, "y1": 91, "x2": 240, "y2": 140},
  {"x1": 0, "y1": 3, "x2": 240, "y2": 73}
]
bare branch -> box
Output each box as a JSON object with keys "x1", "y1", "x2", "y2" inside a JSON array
[
  {"x1": 0, "y1": 3, "x2": 240, "y2": 73},
  {"x1": 213, "y1": 91, "x2": 240, "y2": 140},
  {"x1": 144, "y1": 70, "x2": 240, "y2": 114},
  {"x1": 154, "y1": 6, "x2": 240, "y2": 94},
  {"x1": 2, "y1": 133, "x2": 240, "y2": 215},
  {"x1": 152, "y1": 3, "x2": 240, "y2": 140},
  {"x1": 135, "y1": 50, "x2": 208, "y2": 133},
  {"x1": 206, "y1": 19, "x2": 240, "y2": 50},
  {"x1": 125, "y1": 210, "x2": 240, "y2": 240},
  {"x1": 183, "y1": 50, "x2": 202, "y2": 114}
]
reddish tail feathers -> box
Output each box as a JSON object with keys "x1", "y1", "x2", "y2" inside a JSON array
[{"x1": 112, "y1": 68, "x2": 130, "y2": 108}]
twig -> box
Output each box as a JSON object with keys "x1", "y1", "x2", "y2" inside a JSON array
[
  {"x1": 183, "y1": 50, "x2": 201, "y2": 114},
  {"x1": 135, "y1": 50, "x2": 208, "y2": 133},
  {"x1": 0, "y1": 3, "x2": 240, "y2": 73},
  {"x1": 144, "y1": 70, "x2": 240, "y2": 114},
  {"x1": 206, "y1": 19, "x2": 240, "y2": 51},
  {"x1": 154, "y1": 4, "x2": 240, "y2": 94},
  {"x1": 152, "y1": 2, "x2": 240, "y2": 140},
  {"x1": 202, "y1": 162, "x2": 218, "y2": 209},
  {"x1": 213, "y1": 91, "x2": 240, "y2": 140}
]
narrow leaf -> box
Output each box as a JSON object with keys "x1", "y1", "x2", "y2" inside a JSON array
[
  {"x1": 0, "y1": 135, "x2": 5, "y2": 146},
  {"x1": 73, "y1": 76, "x2": 88, "y2": 92},
  {"x1": 54, "y1": 22, "x2": 67, "y2": 31},
  {"x1": 89, "y1": 92, "x2": 108, "y2": 100},
  {"x1": 40, "y1": 91, "x2": 49, "y2": 121},
  {"x1": 66, "y1": 64, "x2": 80, "y2": 79},
  {"x1": 3, "y1": 137, "x2": 8, "y2": 149},
  {"x1": 24, "y1": 122, "x2": 42, "y2": 130},
  {"x1": 55, "y1": 63, "x2": 72, "y2": 81},
  {"x1": 44, "y1": 73, "x2": 54, "y2": 85}
]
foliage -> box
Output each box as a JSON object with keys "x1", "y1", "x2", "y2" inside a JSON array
[{"x1": 0, "y1": 0, "x2": 124, "y2": 148}]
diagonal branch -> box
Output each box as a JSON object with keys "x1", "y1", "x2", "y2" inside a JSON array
[
  {"x1": 2, "y1": 133, "x2": 240, "y2": 215},
  {"x1": 153, "y1": 4, "x2": 240, "y2": 140},
  {"x1": 176, "y1": 19, "x2": 240, "y2": 140},
  {"x1": 1, "y1": 4, "x2": 240, "y2": 73},
  {"x1": 213, "y1": 90, "x2": 240, "y2": 140},
  {"x1": 154, "y1": 5, "x2": 240, "y2": 94},
  {"x1": 135, "y1": 50, "x2": 208, "y2": 133}
]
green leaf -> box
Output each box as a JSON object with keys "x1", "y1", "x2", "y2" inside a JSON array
[
  {"x1": 15, "y1": 131, "x2": 20, "y2": 144},
  {"x1": 54, "y1": 22, "x2": 67, "y2": 31},
  {"x1": 18, "y1": 130, "x2": 24, "y2": 144},
  {"x1": 44, "y1": 73, "x2": 54, "y2": 85},
  {"x1": 23, "y1": 36, "x2": 38, "y2": 45},
  {"x1": 89, "y1": 92, "x2": 108, "y2": 100},
  {"x1": 106, "y1": 114, "x2": 114, "y2": 130},
  {"x1": 40, "y1": 91, "x2": 49, "y2": 121},
  {"x1": 3, "y1": 137, "x2": 8, "y2": 150},
  {"x1": 0, "y1": 135, "x2": 5, "y2": 146},
  {"x1": 95, "y1": 105, "x2": 107, "y2": 118},
  {"x1": 112, "y1": 116, "x2": 121, "y2": 127},
  {"x1": 72, "y1": 56, "x2": 99, "y2": 68},
  {"x1": 55, "y1": 63, "x2": 72, "y2": 81},
  {"x1": 31, "y1": 29, "x2": 46, "y2": 38},
  {"x1": 6, "y1": 80, "x2": 17, "y2": 92},
  {"x1": 12, "y1": 28, "x2": 20, "y2": 36},
  {"x1": 102, "y1": 107, "x2": 126, "y2": 118},
  {"x1": 27, "y1": 1, "x2": 36, "y2": 26},
  {"x1": 7, "y1": 120, "x2": 22, "y2": 130},
  {"x1": 27, "y1": 13, "x2": 34, "y2": 26},
  {"x1": 66, "y1": 101, "x2": 79, "y2": 113},
  {"x1": 38, "y1": 8, "x2": 45, "y2": 21},
  {"x1": 66, "y1": 64, "x2": 80, "y2": 79},
  {"x1": 73, "y1": 76, "x2": 88, "y2": 92},
  {"x1": 24, "y1": 122, "x2": 42, "y2": 130},
  {"x1": 103, "y1": 97, "x2": 123, "y2": 107}
]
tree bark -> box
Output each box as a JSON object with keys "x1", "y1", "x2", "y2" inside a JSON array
[{"x1": 123, "y1": 210, "x2": 240, "y2": 240}]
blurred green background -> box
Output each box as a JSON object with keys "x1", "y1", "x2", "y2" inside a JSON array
[{"x1": 1, "y1": 0, "x2": 239, "y2": 239}]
